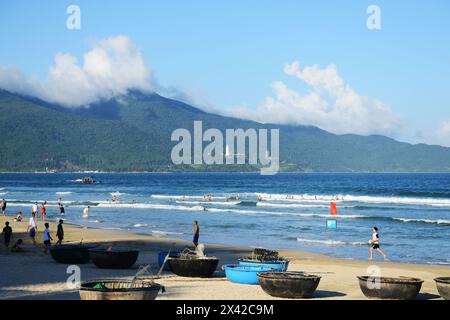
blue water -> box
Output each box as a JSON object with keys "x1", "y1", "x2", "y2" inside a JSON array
[{"x1": 1, "y1": 172, "x2": 449, "y2": 265}]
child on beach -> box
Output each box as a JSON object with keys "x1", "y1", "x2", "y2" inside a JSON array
[
  {"x1": 369, "y1": 227, "x2": 388, "y2": 261},
  {"x1": 56, "y1": 219, "x2": 64, "y2": 245},
  {"x1": 2, "y1": 221, "x2": 12, "y2": 247},
  {"x1": 11, "y1": 239, "x2": 25, "y2": 252},
  {"x1": 27, "y1": 212, "x2": 37, "y2": 245},
  {"x1": 14, "y1": 212, "x2": 23, "y2": 222},
  {"x1": 43, "y1": 223, "x2": 53, "y2": 254}
]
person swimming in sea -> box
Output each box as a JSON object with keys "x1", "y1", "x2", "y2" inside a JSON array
[{"x1": 368, "y1": 226, "x2": 388, "y2": 261}]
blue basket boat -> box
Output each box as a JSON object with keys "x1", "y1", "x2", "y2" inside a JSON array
[
  {"x1": 223, "y1": 264, "x2": 274, "y2": 285},
  {"x1": 238, "y1": 259, "x2": 289, "y2": 272},
  {"x1": 158, "y1": 251, "x2": 181, "y2": 271}
]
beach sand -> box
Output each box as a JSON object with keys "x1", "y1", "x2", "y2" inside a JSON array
[{"x1": 0, "y1": 219, "x2": 448, "y2": 300}]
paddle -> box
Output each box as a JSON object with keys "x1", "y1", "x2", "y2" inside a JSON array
[{"x1": 156, "y1": 242, "x2": 176, "y2": 277}]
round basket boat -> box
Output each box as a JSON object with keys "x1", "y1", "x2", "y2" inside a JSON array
[
  {"x1": 238, "y1": 259, "x2": 289, "y2": 272},
  {"x1": 89, "y1": 249, "x2": 139, "y2": 269},
  {"x1": 434, "y1": 277, "x2": 450, "y2": 300},
  {"x1": 168, "y1": 257, "x2": 219, "y2": 278},
  {"x1": 224, "y1": 264, "x2": 274, "y2": 285},
  {"x1": 79, "y1": 279, "x2": 163, "y2": 300},
  {"x1": 258, "y1": 272, "x2": 321, "y2": 298},
  {"x1": 50, "y1": 244, "x2": 94, "y2": 264},
  {"x1": 357, "y1": 276, "x2": 423, "y2": 300}
]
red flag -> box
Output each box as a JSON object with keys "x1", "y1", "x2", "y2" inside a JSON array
[{"x1": 330, "y1": 202, "x2": 338, "y2": 216}]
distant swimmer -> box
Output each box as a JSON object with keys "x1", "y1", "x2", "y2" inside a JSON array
[
  {"x1": 59, "y1": 204, "x2": 65, "y2": 216},
  {"x1": 82, "y1": 206, "x2": 90, "y2": 218},
  {"x1": 257, "y1": 195, "x2": 263, "y2": 202},
  {"x1": 368, "y1": 226, "x2": 388, "y2": 261},
  {"x1": 112, "y1": 195, "x2": 117, "y2": 203},
  {"x1": 1, "y1": 199, "x2": 7, "y2": 218}
]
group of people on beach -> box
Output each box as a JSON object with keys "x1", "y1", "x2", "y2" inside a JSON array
[
  {"x1": 1, "y1": 197, "x2": 66, "y2": 254},
  {"x1": 2, "y1": 216, "x2": 65, "y2": 254}
]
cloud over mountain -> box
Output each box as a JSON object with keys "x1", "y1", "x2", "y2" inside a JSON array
[
  {"x1": 0, "y1": 35, "x2": 153, "y2": 107},
  {"x1": 228, "y1": 61, "x2": 402, "y2": 136}
]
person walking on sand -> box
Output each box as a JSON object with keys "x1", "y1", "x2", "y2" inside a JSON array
[
  {"x1": 193, "y1": 220, "x2": 200, "y2": 248},
  {"x1": 32, "y1": 202, "x2": 38, "y2": 216},
  {"x1": 369, "y1": 226, "x2": 387, "y2": 261},
  {"x1": 41, "y1": 202, "x2": 47, "y2": 221},
  {"x1": 2, "y1": 221, "x2": 12, "y2": 248},
  {"x1": 1, "y1": 199, "x2": 7, "y2": 218},
  {"x1": 27, "y1": 212, "x2": 38, "y2": 245},
  {"x1": 56, "y1": 219, "x2": 64, "y2": 245},
  {"x1": 43, "y1": 222, "x2": 53, "y2": 254}
]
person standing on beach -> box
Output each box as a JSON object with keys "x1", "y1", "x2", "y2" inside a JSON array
[
  {"x1": 43, "y1": 223, "x2": 53, "y2": 254},
  {"x1": 1, "y1": 199, "x2": 7, "y2": 218},
  {"x1": 27, "y1": 212, "x2": 37, "y2": 245},
  {"x1": 41, "y1": 202, "x2": 47, "y2": 221},
  {"x1": 369, "y1": 227, "x2": 388, "y2": 261},
  {"x1": 2, "y1": 221, "x2": 12, "y2": 248},
  {"x1": 32, "y1": 202, "x2": 38, "y2": 217},
  {"x1": 193, "y1": 220, "x2": 200, "y2": 248},
  {"x1": 56, "y1": 219, "x2": 64, "y2": 245}
]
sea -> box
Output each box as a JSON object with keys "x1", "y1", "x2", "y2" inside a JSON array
[{"x1": 1, "y1": 172, "x2": 449, "y2": 265}]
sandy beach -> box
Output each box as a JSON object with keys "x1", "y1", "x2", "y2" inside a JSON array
[{"x1": 0, "y1": 219, "x2": 448, "y2": 300}]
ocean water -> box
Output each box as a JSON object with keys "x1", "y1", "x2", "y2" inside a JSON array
[{"x1": 1, "y1": 172, "x2": 449, "y2": 265}]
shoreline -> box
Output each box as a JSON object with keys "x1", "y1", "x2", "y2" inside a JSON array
[{"x1": 1, "y1": 219, "x2": 449, "y2": 300}]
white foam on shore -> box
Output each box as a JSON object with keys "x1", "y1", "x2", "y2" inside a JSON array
[
  {"x1": 257, "y1": 202, "x2": 328, "y2": 208},
  {"x1": 151, "y1": 230, "x2": 183, "y2": 236},
  {"x1": 256, "y1": 192, "x2": 450, "y2": 207},
  {"x1": 206, "y1": 207, "x2": 366, "y2": 219},
  {"x1": 151, "y1": 195, "x2": 226, "y2": 200},
  {"x1": 96, "y1": 202, "x2": 204, "y2": 211},
  {"x1": 176, "y1": 200, "x2": 238, "y2": 206},
  {"x1": 393, "y1": 217, "x2": 450, "y2": 225},
  {"x1": 297, "y1": 238, "x2": 367, "y2": 246}
]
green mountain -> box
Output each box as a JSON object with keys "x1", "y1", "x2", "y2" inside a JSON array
[{"x1": 1, "y1": 89, "x2": 450, "y2": 172}]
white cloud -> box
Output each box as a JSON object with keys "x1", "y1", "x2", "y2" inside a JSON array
[
  {"x1": 0, "y1": 35, "x2": 152, "y2": 107},
  {"x1": 436, "y1": 120, "x2": 450, "y2": 146},
  {"x1": 228, "y1": 61, "x2": 402, "y2": 136}
]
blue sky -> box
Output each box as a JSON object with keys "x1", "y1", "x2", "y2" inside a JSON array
[{"x1": 0, "y1": 0, "x2": 449, "y2": 145}]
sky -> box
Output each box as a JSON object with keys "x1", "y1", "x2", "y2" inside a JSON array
[{"x1": 0, "y1": 0, "x2": 449, "y2": 145}]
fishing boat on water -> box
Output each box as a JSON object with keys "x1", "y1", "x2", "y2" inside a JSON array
[{"x1": 82, "y1": 176, "x2": 96, "y2": 184}]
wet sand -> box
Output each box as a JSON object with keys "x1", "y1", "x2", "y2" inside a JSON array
[{"x1": 0, "y1": 219, "x2": 448, "y2": 300}]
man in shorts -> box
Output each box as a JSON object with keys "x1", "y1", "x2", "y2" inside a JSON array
[{"x1": 369, "y1": 226, "x2": 388, "y2": 261}]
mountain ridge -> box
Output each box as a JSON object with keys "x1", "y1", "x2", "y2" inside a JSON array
[{"x1": 1, "y1": 89, "x2": 449, "y2": 172}]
